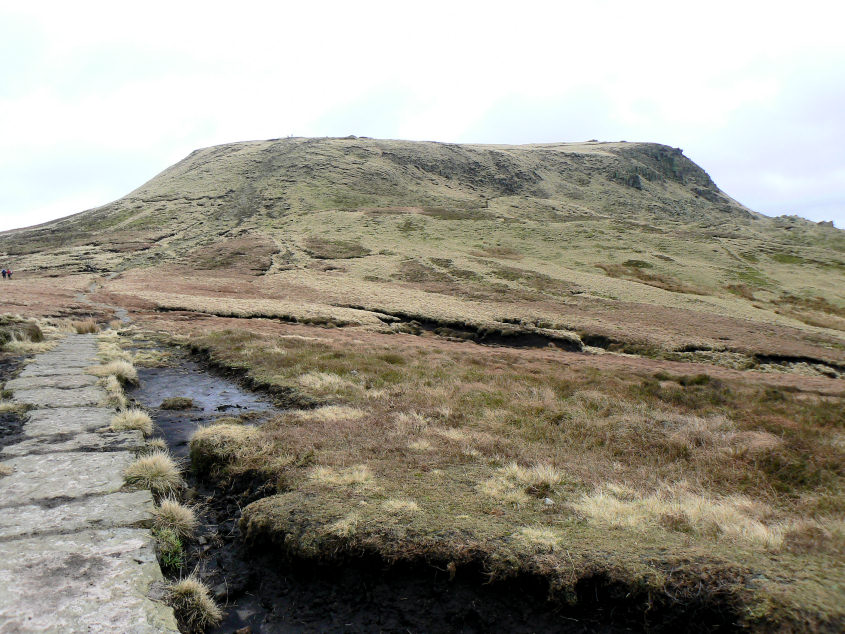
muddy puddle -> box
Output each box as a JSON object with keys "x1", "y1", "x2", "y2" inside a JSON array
[{"x1": 130, "y1": 359, "x2": 276, "y2": 457}]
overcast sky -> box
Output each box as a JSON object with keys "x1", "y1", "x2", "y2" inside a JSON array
[{"x1": 1, "y1": 1, "x2": 844, "y2": 232}]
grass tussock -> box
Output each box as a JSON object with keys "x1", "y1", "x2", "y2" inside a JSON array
[
  {"x1": 189, "y1": 423, "x2": 268, "y2": 477},
  {"x1": 124, "y1": 450, "x2": 183, "y2": 495},
  {"x1": 110, "y1": 409, "x2": 153, "y2": 436},
  {"x1": 2, "y1": 339, "x2": 57, "y2": 354},
  {"x1": 297, "y1": 371, "x2": 359, "y2": 394},
  {"x1": 161, "y1": 397, "x2": 194, "y2": 410},
  {"x1": 167, "y1": 576, "x2": 223, "y2": 631},
  {"x1": 97, "y1": 330, "x2": 132, "y2": 362},
  {"x1": 153, "y1": 498, "x2": 198, "y2": 539},
  {"x1": 0, "y1": 315, "x2": 44, "y2": 350},
  {"x1": 100, "y1": 375, "x2": 128, "y2": 409},
  {"x1": 325, "y1": 512, "x2": 361, "y2": 537},
  {"x1": 0, "y1": 464, "x2": 13, "y2": 477},
  {"x1": 0, "y1": 400, "x2": 28, "y2": 414},
  {"x1": 143, "y1": 438, "x2": 169, "y2": 453},
  {"x1": 72, "y1": 319, "x2": 99, "y2": 334},
  {"x1": 154, "y1": 527, "x2": 185, "y2": 571},
  {"x1": 88, "y1": 360, "x2": 139, "y2": 385},
  {"x1": 133, "y1": 349, "x2": 171, "y2": 367}
]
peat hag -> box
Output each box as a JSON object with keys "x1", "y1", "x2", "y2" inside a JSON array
[{"x1": 130, "y1": 350, "x2": 744, "y2": 633}]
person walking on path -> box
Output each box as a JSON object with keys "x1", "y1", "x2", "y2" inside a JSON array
[
  {"x1": 6, "y1": 269, "x2": 11, "y2": 279},
  {"x1": 1, "y1": 269, "x2": 5, "y2": 279}
]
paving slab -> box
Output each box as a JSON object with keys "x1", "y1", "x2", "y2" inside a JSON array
[
  {"x1": 0, "y1": 528, "x2": 179, "y2": 633},
  {"x1": 1, "y1": 430, "x2": 145, "y2": 457},
  {"x1": 23, "y1": 356, "x2": 96, "y2": 368},
  {"x1": 37, "y1": 349, "x2": 98, "y2": 357},
  {"x1": 23, "y1": 407, "x2": 114, "y2": 437},
  {"x1": 17, "y1": 364, "x2": 92, "y2": 377},
  {"x1": 0, "y1": 490, "x2": 154, "y2": 540},
  {"x1": 0, "y1": 334, "x2": 180, "y2": 632},
  {"x1": 0, "y1": 451, "x2": 134, "y2": 505},
  {"x1": 12, "y1": 385, "x2": 106, "y2": 408},
  {"x1": 5, "y1": 374, "x2": 99, "y2": 390}
]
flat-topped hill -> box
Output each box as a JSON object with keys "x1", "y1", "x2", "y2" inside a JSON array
[{"x1": 1, "y1": 136, "x2": 843, "y2": 368}]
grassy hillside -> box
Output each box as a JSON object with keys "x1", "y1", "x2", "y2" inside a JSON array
[
  {"x1": 2, "y1": 137, "x2": 842, "y2": 370},
  {"x1": 2, "y1": 137, "x2": 843, "y2": 629}
]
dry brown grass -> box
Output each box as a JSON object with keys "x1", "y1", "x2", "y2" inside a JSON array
[
  {"x1": 87, "y1": 360, "x2": 138, "y2": 385},
  {"x1": 72, "y1": 319, "x2": 99, "y2": 334},
  {"x1": 381, "y1": 498, "x2": 420, "y2": 514},
  {"x1": 143, "y1": 438, "x2": 168, "y2": 453},
  {"x1": 573, "y1": 484, "x2": 786, "y2": 549},
  {"x1": 110, "y1": 409, "x2": 153, "y2": 436},
  {"x1": 160, "y1": 397, "x2": 194, "y2": 410},
  {"x1": 310, "y1": 464, "x2": 374, "y2": 488},
  {"x1": 0, "y1": 464, "x2": 13, "y2": 477},
  {"x1": 100, "y1": 375, "x2": 128, "y2": 409},
  {"x1": 287, "y1": 405, "x2": 366, "y2": 424},
  {"x1": 153, "y1": 498, "x2": 198, "y2": 539},
  {"x1": 124, "y1": 451, "x2": 183, "y2": 495},
  {"x1": 0, "y1": 401, "x2": 28, "y2": 414},
  {"x1": 189, "y1": 423, "x2": 270, "y2": 477},
  {"x1": 167, "y1": 576, "x2": 222, "y2": 631},
  {"x1": 514, "y1": 526, "x2": 563, "y2": 552}
]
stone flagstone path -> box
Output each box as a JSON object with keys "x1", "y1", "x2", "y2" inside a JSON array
[{"x1": 0, "y1": 334, "x2": 179, "y2": 633}]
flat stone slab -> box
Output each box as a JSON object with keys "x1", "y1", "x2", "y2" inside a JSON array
[
  {"x1": 13, "y1": 385, "x2": 106, "y2": 408},
  {"x1": 24, "y1": 407, "x2": 113, "y2": 437},
  {"x1": 23, "y1": 356, "x2": 96, "y2": 368},
  {"x1": 0, "y1": 451, "x2": 134, "y2": 505},
  {"x1": 0, "y1": 528, "x2": 179, "y2": 632},
  {"x1": 18, "y1": 364, "x2": 92, "y2": 377},
  {"x1": 0, "y1": 490, "x2": 154, "y2": 540},
  {"x1": 1, "y1": 430, "x2": 145, "y2": 457},
  {"x1": 5, "y1": 374, "x2": 99, "y2": 390}
]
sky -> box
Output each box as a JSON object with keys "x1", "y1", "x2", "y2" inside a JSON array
[{"x1": 1, "y1": 1, "x2": 844, "y2": 232}]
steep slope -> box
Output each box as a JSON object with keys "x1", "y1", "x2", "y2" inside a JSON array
[{"x1": 1, "y1": 137, "x2": 843, "y2": 368}]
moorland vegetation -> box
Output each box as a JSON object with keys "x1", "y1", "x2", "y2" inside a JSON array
[{"x1": 0, "y1": 137, "x2": 843, "y2": 630}]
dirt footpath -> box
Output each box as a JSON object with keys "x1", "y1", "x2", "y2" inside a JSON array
[{"x1": 0, "y1": 334, "x2": 178, "y2": 633}]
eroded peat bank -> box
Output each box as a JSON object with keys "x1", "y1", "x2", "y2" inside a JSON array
[
  {"x1": 129, "y1": 347, "x2": 638, "y2": 632},
  {"x1": 107, "y1": 319, "x2": 841, "y2": 633}
]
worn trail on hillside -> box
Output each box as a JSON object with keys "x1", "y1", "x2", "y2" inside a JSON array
[{"x1": 0, "y1": 334, "x2": 178, "y2": 632}]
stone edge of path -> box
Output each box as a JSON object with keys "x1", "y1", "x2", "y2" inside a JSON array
[{"x1": 0, "y1": 333, "x2": 179, "y2": 633}]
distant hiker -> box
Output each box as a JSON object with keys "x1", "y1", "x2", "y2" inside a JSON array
[
  {"x1": 6, "y1": 269, "x2": 11, "y2": 279},
  {"x1": 1, "y1": 270, "x2": 5, "y2": 279}
]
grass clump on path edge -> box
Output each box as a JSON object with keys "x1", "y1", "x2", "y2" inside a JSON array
[
  {"x1": 153, "y1": 498, "x2": 198, "y2": 539},
  {"x1": 167, "y1": 575, "x2": 222, "y2": 631},
  {"x1": 110, "y1": 409, "x2": 153, "y2": 436},
  {"x1": 124, "y1": 451, "x2": 183, "y2": 495}
]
